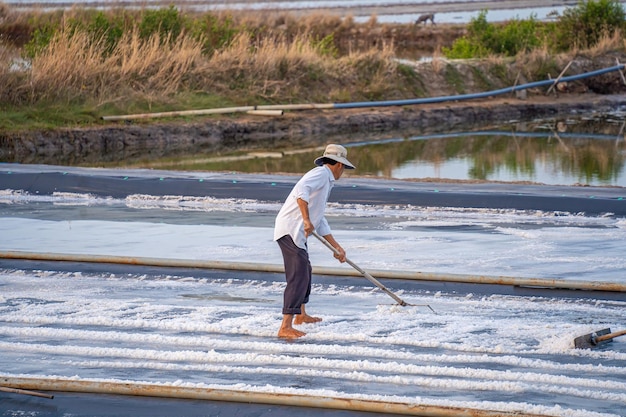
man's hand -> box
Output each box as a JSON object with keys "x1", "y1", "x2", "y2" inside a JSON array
[
  {"x1": 303, "y1": 218, "x2": 314, "y2": 237},
  {"x1": 323, "y1": 234, "x2": 347, "y2": 263},
  {"x1": 297, "y1": 198, "x2": 314, "y2": 237},
  {"x1": 333, "y1": 246, "x2": 346, "y2": 263}
]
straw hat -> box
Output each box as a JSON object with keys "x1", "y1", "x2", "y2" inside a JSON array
[{"x1": 314, "y1": 144, "x2": 356, "y2": 169}]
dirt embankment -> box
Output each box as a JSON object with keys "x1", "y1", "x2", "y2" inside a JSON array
[
  {"x1": 2, "y1": 93, "x2": 625, "y2": 167},
  {"x1": 1, "y1": 49, "x2": 626, "y2": 166}
]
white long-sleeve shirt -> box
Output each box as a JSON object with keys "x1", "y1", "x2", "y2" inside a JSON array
[{"x1": 273, "y1": 165, "x2": 334, "y2": 249}]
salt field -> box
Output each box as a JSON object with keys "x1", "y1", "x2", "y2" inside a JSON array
[
  {"x1": 0, "y1": 265, "x2": 625, "y2": 416},
  {"x1": 2, "y1": 186, "x2": 626, "y2": 282},
  {"x1": 1, "y1": 164, "x2": 625, "y2": 416},
  {"x1": 2, "y1": 0, "x2": 626, "y2": 413}
]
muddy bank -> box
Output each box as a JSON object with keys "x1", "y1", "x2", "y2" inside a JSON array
[{"x1": 1, "y1": 93, "x2": 625, "y2": 167}]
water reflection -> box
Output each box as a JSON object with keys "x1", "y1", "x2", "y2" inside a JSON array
[
  {"x1": 2, "y1": 114, "x2": 625, "y2": 186},
  {"x1": 130, "y1": 115, "x2": 626, "y2": 187}
]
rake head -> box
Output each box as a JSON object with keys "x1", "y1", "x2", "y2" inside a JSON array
[{"x1": 574, "y1": 328, "x2": 612, "y2": 349}]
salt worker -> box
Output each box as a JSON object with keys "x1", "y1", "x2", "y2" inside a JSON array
[{"x1": 273, "y1": 144, "x2": 356, "y2": 339}]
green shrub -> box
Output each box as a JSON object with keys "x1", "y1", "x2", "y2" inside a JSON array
[
  {"x1": 86, "y1": 11, "x2": 125, "y2": 55},
  {"x1": 443, "y1": 11, "x2": 491, "y2": 58},
  {"x1": 495, "y1": 16, "x2": 543, "y2": 55},
  {"x1": 23, "y1": 22, "x2": 56, "y2": 58},
  {"x1": 469, "y1": 11, "x2": 496, "y2": 53},
  {"x1": 443, "y1": 11, "x2": 545, "y2": 58},
  {"x1": 188, "y1": 13, "x2": 238, "y2": 56},
  {"x1": 311, "y1": 33, "x2": 338, "y2": 57},
  {"x1": 442, "y1": 37, "x2": 487, "y2": 59},
  {"x1": 138, "y1": 6, "x2": 185, "y2": 41},
  {"x1": 557, "y1": 0, "x2": 626, "y2": 49}
]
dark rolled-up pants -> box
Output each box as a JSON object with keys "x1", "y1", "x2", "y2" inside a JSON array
[{"x1": 277, "y1": 234, "x2": 312, "y2": 315}]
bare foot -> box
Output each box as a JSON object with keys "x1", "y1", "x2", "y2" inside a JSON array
[
  {"x1": 294, "y1": 314, "x2": 322, "y2": 325},
  {"x1": 278, "y1": 327, "x2": 306, "y2": 339}
]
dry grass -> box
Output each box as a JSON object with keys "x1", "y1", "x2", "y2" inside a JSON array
[
  {"x1": 206, "y1": 31, "x2": 397, "y2": 102},
  {"x1": 587, "y1": 29, "x2": 624, "y2": 56},
  {"x1": 0, "y1": 5, "x2": 462, "y2": 112},
  {"x1": 21, "y1": 25, "x2": 205, "y2": 105},
  {"x1": 207, "y1": 32, "x2": 328, "y2": 100},
  {"x1": 1, "y1": 4, "x2": 626, "y2": 123},
  {"x1": 515, "y1": 44, "x2": 564, "y2": 80},
  {"x1": 431, "y1": 48, "x2": 445, "y2": 74},
  {"x1": 0, "y1": 17, "x2": 399, "y2": 108}
]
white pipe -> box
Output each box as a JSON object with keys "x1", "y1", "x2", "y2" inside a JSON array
[
  {"x1": 0, "y1": 376, "x2": 552, "y2": 417},
  {"x1": 101, "y1": 106, "x2": 256, "y2": 121},
  {"x1": 1, "y1": 250, "x2": 624, "y2": 293},
  {"x1": 101, "y1": 103, "x2": 334, "y2": 121},
  {"x1": 257, "y1": 103, "x2": 334, "y2": 110},
  {"x1": 246, "y1": 109, "x2": 284, "y2": 116}
]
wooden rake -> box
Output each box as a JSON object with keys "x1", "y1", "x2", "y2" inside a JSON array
[
  {"x1": 574, "y1": 328, "x2": 626, "y2": 349},
  {"x1": 312, "y1": 231, "x2": 435, "y2": 312}
]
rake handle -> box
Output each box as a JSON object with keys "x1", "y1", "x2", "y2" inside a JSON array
[
  {"x1": 595, "y1": 329, "x2": 626, "y2": 343},
  {"x1": 311, "y1": 231, "x2": 408, "y2": 306}
]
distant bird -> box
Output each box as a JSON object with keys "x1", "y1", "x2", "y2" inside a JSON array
[{"x1": 415, "y1": 13, "x2": 435, "y2": 25}]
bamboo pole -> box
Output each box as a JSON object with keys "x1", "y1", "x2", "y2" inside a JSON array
[
  {"x1": 101, "y1": 103, "x2": 335, "y2": 121},
  {"x1": 101, "y1": 106, "x2": 256, "y2": 121},
  {"x1": 1, "y1": 250, "x2": 624, "y2": 293},
  {"x1": 0, "y1": 376, "x2": 554, "y2": 417},
  {"x1": 546, "y1": 61, "x2": 573, "y2": 95},
  {"x1": 246, "y1": 109, "x2": 284, "y2": 116},
  {"x1": 0, "y1": 386, "x2": 54, "y2": 399},
  {"x1": 511, "y1": 71, "x2": 521, "y2": 98},
  {"x1": 616, "y1": 58, "x2": 626, "y2": 85}
]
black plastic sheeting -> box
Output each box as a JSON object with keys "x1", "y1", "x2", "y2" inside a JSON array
[
  {"x1": 1, "y1": 390, "x2": 401, "y2": 417},
  {"x1": 1, "y1": 164, "x2": 626, "y2": 216}
]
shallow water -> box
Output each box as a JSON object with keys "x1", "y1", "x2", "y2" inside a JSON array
[{"x1": 103, "y1": 113, "x2": 626, "y2": 187}]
